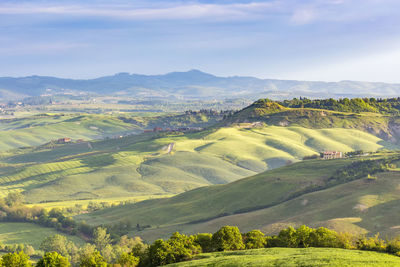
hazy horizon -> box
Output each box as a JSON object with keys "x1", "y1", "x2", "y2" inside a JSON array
[
  {"x1": 1, "y1": 0, "x2": 400, "y2": 83},
  {"x1": 2, "y1": 69, "x2": 400, "y2": 85}
]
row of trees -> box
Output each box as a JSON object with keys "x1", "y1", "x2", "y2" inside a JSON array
[
  {"x1": 4, "y1": 225, "x2": 400, "y2": 266},
  {"x1": 254, "y1": 97, "x2": 400, "y2": 114},
  {"x1": 0, "y1": 192, "x2": 139, "y2": 240}
]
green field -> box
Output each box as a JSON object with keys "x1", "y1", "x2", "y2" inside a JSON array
[
  {"x1": 0, "y1": 222, "x2": 84, "y2": 249},
  {"x1": 75, "y1": 152, "x2": 400, "y2": 241},
  {"x1": 0, "y1": 111, "x2": 222, "y2": 152},
  {"x1": 0, "y1": 113, "x2": 141, "y2": 151},
  {"x1": 0, "y1": 122, "x2": 395, "y2": 203},
  {"x1": 168, "y1": 248, "x2": 400, "y2": 267}
]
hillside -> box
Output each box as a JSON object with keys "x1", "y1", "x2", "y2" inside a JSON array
[
  {"x1": 75, "y1": 152, "x2": 400, "y2": 240},
  {"x1": 0, "y1": 122, "x2": 395, "y2": 203},
  {"x1": 168, "y1": 248, "x2": 400, "y2": 267},
  {"x1": 224, "y1": 100, "x2": 400, "y2": 143},
  {"x1": 0, "y1": 111, "x2": 221, "y2": 151},
  {"x1": 0, "y1": 222, "x2": 84, "y2": 249},
  {"x1": 2, "y1": 70, "x2": 400, "y2": 101}
]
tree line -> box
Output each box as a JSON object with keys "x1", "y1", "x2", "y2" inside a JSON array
[
  {"x1": 2, "y1": 225, "x2": 400, "y2": 266},
  {"x1": 254, "y1": 97, "x2": 400, "y2": 114}
]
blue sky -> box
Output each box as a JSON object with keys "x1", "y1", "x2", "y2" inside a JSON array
[{"x1": 1, "y1": 0, "x2": 400, "y2": 82}]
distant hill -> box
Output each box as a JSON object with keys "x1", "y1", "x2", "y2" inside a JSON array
[{"x1": 1, "y1": 70, "x2": 400, "y2": 101}]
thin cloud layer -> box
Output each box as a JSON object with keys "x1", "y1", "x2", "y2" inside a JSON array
[{"x1": 0, "y1": 0, "x2": 400, "y2": 82}]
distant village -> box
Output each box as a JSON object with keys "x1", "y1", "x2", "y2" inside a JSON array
[{"x1": 143, "y1": 126, "x2": 204, "y2": 134}]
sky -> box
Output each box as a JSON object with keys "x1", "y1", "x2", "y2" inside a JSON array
[{"x1": 1, "y1": 0, "x2": 400, "y2": 83}]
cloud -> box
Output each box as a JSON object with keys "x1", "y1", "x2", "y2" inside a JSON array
[
  {"x1": 0, "y1": 1, "x2": 280, "y2": 21},
  {"x1": 290, "y1": 8, "x2": 316, "y2": 25},
  {"x1": 0, "y1": 42, "x2": 91, "y2": 55}
]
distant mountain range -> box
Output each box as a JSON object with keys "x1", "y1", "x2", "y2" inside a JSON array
[{"x1": 1, "y1": 69, "x2": 400, "y2": 101}]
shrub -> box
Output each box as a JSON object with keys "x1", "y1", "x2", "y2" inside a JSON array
[
  {"x1": 356, "y1": 234, "x2": 386, "y2": 252},
  {"x1": 386, "y1": 238, "x2": 400, "y2": 255}
]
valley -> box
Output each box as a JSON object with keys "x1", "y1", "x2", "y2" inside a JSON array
[{"x1": 0, "y1": 97, "x2": 400, "y2": 266}]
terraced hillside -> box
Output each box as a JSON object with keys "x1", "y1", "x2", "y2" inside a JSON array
[
  {"x1": 76, "y1": 152, "x2": 400, "y2": 240},
  {"x1": 0, "y1": 122, "x2": 395, "y2": 203}
]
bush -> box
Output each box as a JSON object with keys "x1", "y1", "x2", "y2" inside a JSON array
[
  {"x1": 211, "y1": 226, "x2": 245, "y2": 251},
  {"x1": 356, "y1": 234, "x2": 386, "y2": 252}
]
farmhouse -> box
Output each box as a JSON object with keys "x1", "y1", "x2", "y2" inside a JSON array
[
  {"x1": 322, "y1": 151, "x2": 343, "y2": 160},
  {"x1": 57, "y1": 137, "x2": 72, "y2": 144}
]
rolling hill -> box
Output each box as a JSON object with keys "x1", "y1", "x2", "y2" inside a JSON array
[
  {"x1": 0, "y1": 111, "x2": 221, "y2": 151},
  {"x1": 0, "y1": 122, "x2": 395, "y2": 203},
  {"x1": 75, "y1": 152, "x2": 400, "y2": 241}
]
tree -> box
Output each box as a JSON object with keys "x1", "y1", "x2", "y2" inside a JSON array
[
  {"x1": 211, "y1": 226, "x2": 244, "y2": 251},
  {"x1": 148, "y1": 239, "x2": 173, "y2": 266},
  {"x1": 277, "y1": 226, "x2": 298, "y2": 247},
  {"x1": 1, "y1": 251, "x2": 31, "y2": 267},
  {"x1": 36, "y1": 252, "x2": 70, "y2": 267},
  {"x1": 93, "y1": 227, "x2": 112, "y2": 251},
  {"x1": 295, "y1": 225, "x2": 313, "y2": 248},
  {"x1": 310, "y1": 227, "x2": 340, "y2": 248},
  {"x1": 243, "y1": 230, "x2": 266, "y2": 249},
  {"x1": 5, "y1": 192, "x2": 24, "y2": 207},
  {"x1": 39, "y1": 235, "x2": 77, "y2": 258},
  {"x1": 78, "y1": 244, "x2": 107, "y2": 267},
  {"x1": 194, "y1": 233, "x2": 213, "y2": 253},
  {"x1": 116, "y1": 253, "x2": 139, "y2": 267},
  {"x1": 167, "y1": 232, "x2": 201, "y2": 262}
]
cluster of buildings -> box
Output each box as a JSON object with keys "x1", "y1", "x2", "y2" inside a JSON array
[
  {"x1": 56, "y1": 137, "x2": 85, "y2": 144},
  {"x1": 143, "y1": 126, "x2": 203, "y2": 133},
  {"x1": 321, "y1": 151, "x2": 343, "y2": 160}
]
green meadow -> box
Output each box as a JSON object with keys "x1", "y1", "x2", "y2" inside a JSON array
[
  {"x1": 0, "y1": 123, "x2": 395, "y2": 204},
  {"x1": 76, "y1": 152, "x2": 400, "y2": 241},
  {"x1": 168, "y1": 247, "x2": 400, "y2": 267},
  {"x1": 0, "y1": 222, "x2": 84, "y2": 249}
]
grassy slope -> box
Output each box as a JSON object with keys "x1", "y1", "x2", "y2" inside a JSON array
[
  {"x1": 0, "y1": 124, "x2": 394, "y2": 203},
  {"x1": 0, "y1": 114, "x2": 141, "y2": 151},
  {"x1": 168, "y1": 248, "x2": 400, "y2": 267},
  {"x1": 152, "y1": 169, "x2": 400, "y2": 240},
  {"x1": 76, "y1": 153, "x2": 400, "y2": 240},
  {"x1": 0, "y1": 222, "x2": 84, "y2": 249},
  {"x1": 225, "y1": 106, "x2": 399, "y2": 142},
  {"x1": 0, "y1": 111, "x2": 221, "y2": 152}
]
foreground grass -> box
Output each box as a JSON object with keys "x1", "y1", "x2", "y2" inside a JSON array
[
  {"x1": 168, "y1": 248, "x2": 400, "y2": 267},
  {"x1": 0, "y1": 222, "x2": 85, "y2": 249}
]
